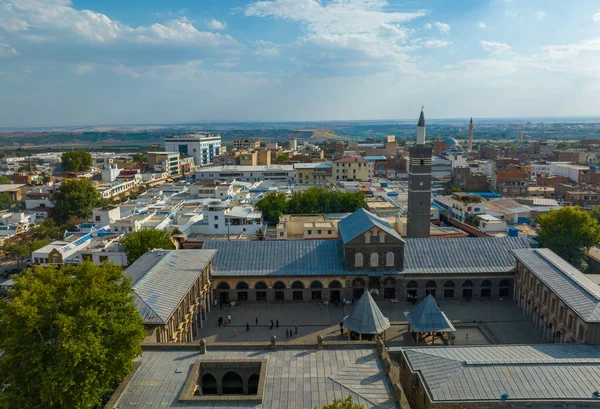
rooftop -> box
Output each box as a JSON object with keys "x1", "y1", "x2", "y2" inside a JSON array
[
  {"x1": 198, "y1": 165, "x2": 294, "y2": 172},
  {"x1": 338, "y1": 208, "x2": 403, "y2": 244},
  {"x1": 343, "y1": 291, "x2": 390, "y2": 335},
  {"x1": 0, "y1": 184, "x2": 25, "y2": 192},
  {"x1": 334, "y1": 157, "x2": 368, "y2": 163},
  {"x1": 392, "y1": 344, "x2": 600, "y2": 404}
]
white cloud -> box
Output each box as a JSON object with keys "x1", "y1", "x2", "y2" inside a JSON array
[
  {"x1": 423, "y1": 23, "x2": 432, "y2": 29},
  {"x1": 206, "y1": 19, "x2": 227, "y2": 30},
  {"x1": 0, "y1": 36, "x2": 17, "y2": 56},
  {"x1": 253, "y1": 40, "x2": 280, "y2": 57},
  {"x1": 537, "y1": 11, "x2": 545, "y2": 21},
  {"x1": 542, "y1": 38, "x2": 600, "y2": 59},
  {"x1": 480, "y1": 40, "x2": 511, "y2": 55},
  {"x1": 594, "y1": 12, "x2": 600, "y2": 22},
  {"x1": 73, "y1": 63, "x2": 95, "y2": 75},
  {"x1": 424, "y1": 39, "x2": 451, "y2": 48},
  {"x1": 434, "y1": 21, "x2": 450, "y2": 33},
  {"x1": 477, "y1": 21, "x2": 487, "y2": 29}
]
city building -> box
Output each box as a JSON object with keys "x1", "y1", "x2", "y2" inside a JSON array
[
  {"x1": 294, "y1": 162, "x2": 332, "y2": 185},
  {"x1": 468, "y1": 117, "x2": 474, "y2": 151},
  {"x1": 275, "y1": 214, "x2": 337, "y2": 240},
  {"x1": 407, "y1": 108, "x2": 432, "y2": 238},
  {"x1": 363, "y1": 156, "x2": 388, "y2": 178},
  {"x1": 189, "y1": 181, "x2": 235, "y2": 199},
  {"x1": 239, "y1": 151, "x2": 257, "y2": 166},
  {"x1": 147, "y1": 152, "x2": 180, "y2": 177},
  {"x1": 492, "y1": 166, "x2": 530, "y2": 196},
  {"x1": 451, "y1": 167, "x2": 488, "y2": 192},
  {"x1": 0, "y1": 184, "x2": 25, "y2": 202},
  {"x1": 196, "y1": 165, "x2": 295, "y2": 184},
  {"x1": 164, "y1": 133, "x2": 221, "y2": 167},
  {"x1": 333, "y1": 157, "x2": 369, "y2": 181},
  {"x1": 123, "y1": 250, "x2": 215, "y2": 343},
  {"x1": 233, "y1": 138, "x2": 260, "y2": 150}
]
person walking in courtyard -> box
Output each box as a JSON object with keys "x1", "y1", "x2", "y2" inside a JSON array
[
  {"x1": 340, "y1": 320, "x2": 344, "y2": 335},
  {"x1": 246, "y1": 322, "x2": 250, "y2": 332},
  {"x1": 289, "y1": 328, "x2": 293, "y2": 338},
  {"x1": 294, "y1": 325, "x2": 298, "y2": 335},
  {"x1": 276, "y1": 319, "x2": 279, "y2": 328},
  {"x1": 255, "y1": 317, "x2": 258, "y2": 326},
  {"x1": 233, "y1": 328, "x2": 238, "y2": 337},
  {"x1": 285, "y1": 328, "x2": 289, "y2": 339},
  {"x1": 227, "y1": 314, "x2": 232, "y2": 324},
  {"x1": 269, "y1": 319, "x2": 273, "y2": 329}
]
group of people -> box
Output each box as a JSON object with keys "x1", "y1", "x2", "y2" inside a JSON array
[
  {"x1": 407, "y1": 294, "x2": 418, "y2": 305},
  {"x1": 285, "y1": 326, "x2": 298, "y2": 339}
]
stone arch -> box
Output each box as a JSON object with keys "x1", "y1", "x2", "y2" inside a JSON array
[
  {"x1": 444, "y1": 280, "x2": 455, "y2": 288},
  {"x1": 352, "y1": 277, "x2": 366, "y2": 287},
  {"x1": 328, "y1": 280, "x2": 343, "y2": 288},
  {"x1": 201, "y1": 373, "x2": 217, "y2": 395},
  {"x1": 236, "y1": 282, "x2": 249, "y2": 290},
  {"x1": 462, "y1": 280, "x2": 474, "y2": 288},
  {"x1": 462, "y1": 280, "x2": 474, "y2": 299},
  {"x1": 480, "y1": 279, "x2": 492, "y2": 298},
  {"x1": 481, "y1": 280, "x2": 492, "y2": 288},
  {"x1": 255, "y1": 281, "x2": 268, "y2": 290},
  {"x1": 364, "y1": 231, "x2": 371, "y2": 244},
  {"x1": 383, "y1": 277, "x2": 396, "y2": 287},
  {"x1": 407, "y1": 281, "x2": 418, "y2": 289},
  {"x1": 370, "y1": 252, "x2": 379, "y2": 267},
  {"x1": 273, "y1": 281, "x2": 286, "y2": 289},
  {"x1": 291, "y1": 281, "x2": 305, "y2": 289},
  {"x1": 425, "y1": 281, "x2": 437, "y2": 289},
  {"x1": 499, "y1": 279, "x2": 511, "y2": 287},
  {"x1": 310, "y1": 280, "x2": 324, "y2": 289},
  {"x1": 222, "y1": 371, "x2": 243, "y2": 394},
  {"x1": 499, "y1": 279, "x2": 511, "y2": 298},
  {"x1": 379, "y1": 231, "x2": 385, "y2": 243},
  {"x1": 217, "y1": 282, "x2": 230, "y2": 290},
  {"x1": 443, "y1": 280, "x2": 455, "y2": 298},
  {"x1": 355, "y1": 252, "x2": 363, "y2": 267},
  {"x1": 248, "y1": 373, "x2": 260, "y2": 395},
  {"x1": 386, "y1": 252, "x2": 394, "y2": 267}
]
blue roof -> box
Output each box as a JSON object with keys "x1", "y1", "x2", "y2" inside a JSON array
[
  {"x1": 405, "y1": 295, "x2": 456, "y2": 332},
  {"x1": 363, "y1": 156, "x2": 387, "y2": 161},
  {"x1": 203, "y1": 240, "x2": 347, "y2": 277},
  {"x1": 338, "y1": 208, "x2": 403, "y2": 244}
]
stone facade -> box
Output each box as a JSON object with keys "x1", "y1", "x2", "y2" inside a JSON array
[
  {"x1": 407, "y1": 145, "x2": 432, "y2": 238},
  {"x1": 342, "y1": 226, "x2": 405, "y2": 272}
]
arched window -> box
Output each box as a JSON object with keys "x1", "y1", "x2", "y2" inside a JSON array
[
  {"x1": 217, "y1": 282, "x2": 230, "y2": 290},
  {"x1": 236, "y1": 282, "x2": 249, "y2": 290},
  {"x1": 248, "y1": 373, "x2": 260, "y2": 395},
  {"x1": 273, "y1": 281, "x2": 286, "y2": 289},
  {"x1": 379, "y1": 231, "x2": 385, "y2": 243},
  {"x1": 310, "y1": 281, "x2": 324, "y2": 289},
  {"x1": 425, "y1": 281, "x2": 437, "y2": 289},
  {"x1": 480, "y1": 279, "x2": 492, "y2": 298},
  {"x1": 255, "y1": 281, "x2": 267, "y2": 290},
  {"x1": 370, "y1": 252, "x2": 379, "y2": 267},
  {"x1": 407, "y1": 281, "x2": 418, "y2": 289},
  {"x1": 444, "y1": 281, "x2": 456, "y2": 288},
  {"x1": 481, "y1": 280, "x2": 492, "y2": 288},
  {"x1": 201, "y1": 373, "x2": 217, "y2": 395},
  {"x1": 291, "y1": 281, "x2": 305, "y2": 289},
  {"x1": 462, "y1": 280, "x2": 474, "y2": 288},
  {"x1": 328, "y1": 280, "x2": 342, "y2": 289},
  {"x1": 386, "y1": 252, "x2": 394, "y2": 267},
  {"x1": 355, "y1": 252, "x2": 363, "y2": 267},
  {"x1": 383, "y1": 277, "x2": 396, "y2": 287},
  {"x1": 364, "y1": 231, "x2": 371, "y2": 244},
  {"x1": 222, "y1": 372, "x2": 244, "y2": 394},
  {"x1": 352, "y1": 278, "x2": 365, "y2": 287},
  {"x1": 499, "y1": 280, "x2": 511, "y2": 287}
]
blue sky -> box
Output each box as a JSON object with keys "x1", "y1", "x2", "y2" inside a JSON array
[{"x1": 1, "y1": 0, "x2": 600, "y2": 127}]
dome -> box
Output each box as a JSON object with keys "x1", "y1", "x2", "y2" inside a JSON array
[{"x1": 443, "y1": 137, "x2": 459, "y2": 147}]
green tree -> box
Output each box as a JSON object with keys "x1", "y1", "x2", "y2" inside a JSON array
[
  {"x1": 556, "y1": 142, "x2": 569, "y2": 149},
  {"x1": 589, "y1": 205, "x2": 600, "y2": 226},
  {"x1": 61, "y1": 149, "x2": 93, "y2": 172},
  {"x1": 18, "y1": 163, "x2": 37, "y2": 172},
  {"x1": 51, "y1": 179, "x2": 102, "y2": 223},
  {"x1": 256, "y1": 192, "x2": 289, "y2": 224},
  {"x1": 132, "y1": 152, "x2": 148, "y2": 163},
  {"x1": 0, "y1": 176, "x2": 11, "y2": 184},
  {"x1": 538, "y1": 206, "x2": 600, "y2": 270},
  {"x1": 0, "y1": 192, "x2": 12, "y2": 209},
  {"x1": 450, "y1": 187, "x2": 462, "y2": 193},
  {"x1": 276, "y1": 153, "x2": 289, "y2": 164},
  {"x1": 316, "y1": 396, "x2": 364, "y2": 409},
  {"x1": 121, "y1": 229, "x2": 175, "y2": 264},
  {"x1": 0, "y1": 262, "x2": 145, "y2": 409}
]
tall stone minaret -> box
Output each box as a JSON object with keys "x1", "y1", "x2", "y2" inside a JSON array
[
  {"x1": 407, "y1": 107, "x2": 432, "y2": 239},
  {"x1": 468, "y1": 117, "x2": 474, "y2": 151}
]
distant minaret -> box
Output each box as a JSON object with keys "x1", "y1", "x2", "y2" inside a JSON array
[
  {"x1": 407, "y1": 107, "x2": 432, "y2": 239},
  {"x1": 520, "y1": 126, "x2": 524, "y2": 141},
  {"x1": 468, "y1": 117, "x2": 474, "y2": 151}
]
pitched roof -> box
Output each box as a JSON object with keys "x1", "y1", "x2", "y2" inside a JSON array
[
  {"x1": 338, "y1": 208, "x2": 403, "y2": 244},
  {"x1": 392, "y1": 344, "x2": 600, "y2": 403},
  {"x1": 511, "y1": 248, "x2": 600, "y2": 322},
  {"x1": 124, "y1": 250, "x2": 216, "y2": 324},
  {"x1": 418, "y1": 109, "x2": 425, "y2": 127},
  {"x1": 404, "y1": 295, "x2": 456, "y2": 333},
  {"x1": 403, "y1": 236, "x2": 530, "y2": 275},
  {"x1": 203, "y1": 240, "x2": 347, "y2": 277},
  {"x1": 343, "y1": 291, "x2": 390, "y2": 334}
]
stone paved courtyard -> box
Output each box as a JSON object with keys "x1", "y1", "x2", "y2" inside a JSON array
[{"x1": 197, "y1": 299, "x2": 545, "y2": 345}]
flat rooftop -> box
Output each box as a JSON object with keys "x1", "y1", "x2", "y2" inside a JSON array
[{"x1": 109, "y1": 348, "x2": 395, "y2": 409}]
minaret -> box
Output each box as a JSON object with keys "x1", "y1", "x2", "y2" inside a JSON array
[
  {"x1": 468, "y1": 117, "x2": 474, "y2": 151},
  {"x1": 407, "y1": 107, "x2": 432, "y2": 239},
  {"x1": 520, "y1": 126, "x2": 524, "y2": 141}
]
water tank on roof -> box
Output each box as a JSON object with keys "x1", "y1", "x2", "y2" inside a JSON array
[{"x1": 508, "y1": 227, "x2": 519, "y2": 237}]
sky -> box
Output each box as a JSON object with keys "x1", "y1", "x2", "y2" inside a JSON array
[{"x1": 1, "y1": 0, "x2": 600, "y2": 127}]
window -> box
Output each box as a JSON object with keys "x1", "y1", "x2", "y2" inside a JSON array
[
  {"x1": 559, "y1": 305, "x2": 564, "y2": 320},
  {"x1": 355, "y1": 253, "x2": 363, "y2": 267},
  {"x1": 328, "y1": 230, "x2": 332, "y2": 234},
  {"x1": 364, "y1": 231, "x2": 371, "y2": 244},
  {"x1": 99, "y1": 256, "x2": 108, "y2": 262},
  {"x1": 578, "y1": 324, "x2": 584, "y2": 341},
  {"x1": 214, "y1": 216, "x2": 219, "y2": 220},
  {"x1": 370, "y1": 252, "x2": 379, "y2": 267},
  {"x1": 95, "y1": 215, "x2": 101, "y2": 222},
  {"x1": 279, "y1": 232, "x2": 284, "y2": 237},
  {"x1": 386, "y1": 252, "x2": 394, "y2": 267},
  {"x1": 214, "y1": 224, "x2": 218, "y2": 229},
  {"x1": 551, "y1": 298, "x2": 556, "y2": 313},
  {"x1": 379, "y1": 231, "x2": 385, "y2": 243},
  {"x1": 420, "y1": 159, "x2": 424, "y2": 166},
  {"x1": 307, "y1": 230, "x2": 312, "y2": 235},
  {"x1": 317, "y1": 230, "x2": 321, "y2": 235}
]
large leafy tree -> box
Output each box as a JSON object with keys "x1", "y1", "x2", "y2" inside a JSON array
[
  {"x1": 61, "y1": 149, "x2": 93, "y2": 172},
  {"x1": 0, "y1": 176, "x2": 11, "y2": 184},
  {"x1": 538, "y1": 206, "x2": 600, "y2": 270},
  {"x1": 316, "y1": 396, "x2": 364, "y2": 409},
  {"x1": 51, "y1": 178, "x2": 102, "y2": 223},
  {"x1": 0, "y1": 262, "x2": 145, "y2": 409},
  {"x1": 256, "y1": 192, "x2": 289, "y2": 224},
  {"x1": 121, "y1": 228, "x2": 175, "y2": 264}
]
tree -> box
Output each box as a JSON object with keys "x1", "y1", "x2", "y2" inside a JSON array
[
  {"x1": 1, "y1": 237, "x2": 52, "y2": 268},
  {"x1": 61, "y1": 149, "x2": 93, "y2": 172},
  {"x1": 0, "y1": 262, "x2": 145, "y2": 409},
  {"x1": 538, "y1": 206, "x2": 600, "y2": 271},
  {"x1": 51, "y1": 178, "x2": 102, "y2": 223},
  {"x1": 316, "y1": 396, "x2": 364, "y2": 409},
  {"x1": 121, "y1": 228, "x2": 175, "y2": 264},
  {"x1": 556, "y1": 142, "x2": 569, "y2": 149},
  {"x1": 0, "y1": 176, "x2": 11, "y2": 184},
  {"x1": 450, "y1": 187, "x2": 462, "y2": 193},
  {"x1": 276, "y1": 153, "x2": 289, "y2": 164},
  {"x1": 0, "y1": 192, "x2": 11, "y2": 209},
  {"x1": 256, "y1": 192, "x2": 289, "y2": 224},
  {"x1": 18, "y1": 163, "x2": 37, "y2": 172},
  {"x1": 132, "y1": 152, "x2": 148, "y2": 163}
]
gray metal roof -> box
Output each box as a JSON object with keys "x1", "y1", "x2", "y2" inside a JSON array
[
  {"x1": 511, "y1": 248, "x2": 600, "y2": 322},
  {"x1": 343, "y1": 291, "x2": 390, "y2": 334},
  {"x1": 203, "y1": 240, "x2": 347, "y2": 277},
  {"x1": 205, "y1": 236, "x2": 530, "y2": 277},
  {"x1": 403, "y1": 236, "x2": 531, "y2": 275},
  {"x1": 337, "y1": 208, "x2": 403, "y2": 244},
  {"x1": 391, "y1": 344, "x2": 600, "y2": 403},
  {"x1": 124, "y1": 250, "x2": 216, "y2": 324},
  {"x1": 110, "y1": 348, "x2": 396, "y2": 409},
  {"x1": 405, "y1": 295, "x2": 456, "y2": 333}
]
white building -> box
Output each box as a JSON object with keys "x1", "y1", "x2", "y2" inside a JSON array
[
  {"x1": 25, "y1": 188, "x2": 54, "y2": 210},
  {"x1": 96, "y1": 180, "x2": 137, "y2": 199},
  {"x1": 475, "y1": 214, "x2": 508, "y2": 234},
  {"x1": 31, "y1": 226, "x2": 110, "y2": 265},
  {"x1": 92, "y1": 206, "x2": 121, "y2": 226},
  {"x1": 101, "y1": 164, "x2": 121, "y2": 182},
  {"x1": 190, "y1": 200, "x2": 265, "y2": 236},
  {"x1": 196, "y1": 165, "x2": 295, "y2": 184},
  {"x1": 468, "y1": 160, "x2": 494, "y2": 178},
  {"x1": 189, "y1": 181, "x2": 235, "y2": 199},
  {"x1": 164, "y1": 133, "x2": 221, "y2": 167},
  {"x1": 549, "y1": 163, "x2": 590, "y2": 183}
]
